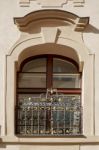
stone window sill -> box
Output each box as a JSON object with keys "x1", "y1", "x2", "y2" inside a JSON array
[{"x1": 1, "y1": 135, "x2": 99, "y2": 144}]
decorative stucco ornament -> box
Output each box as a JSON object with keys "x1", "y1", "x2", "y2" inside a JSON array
[
  {"x1": 14, "y1": 10, "x2": 89, "y2": 32},
  {"x1": 19, "y1": 0, "x2": 85, "y2": 7}
]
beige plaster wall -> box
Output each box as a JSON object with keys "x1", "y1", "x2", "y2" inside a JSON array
[
  {"x1": 80, "y1": 145, "x2": 99, "y2": 150},
  {"x1": 0, "y1": 145, "x2": 79, "y2": 150},
  {"x1": 1, "y1": 145, "x2": 99, "y2": 150},
  {"x1": 0, "y1": 0, "x2": 99, "y2": 149}
]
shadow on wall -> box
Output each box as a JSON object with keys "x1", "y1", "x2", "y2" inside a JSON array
[
  {"x1": 22, "y1": 24, "x2": 99, "y2": 34},
  {"x1": 85, "y1": 24, "x2": 99, "y2": 34}
]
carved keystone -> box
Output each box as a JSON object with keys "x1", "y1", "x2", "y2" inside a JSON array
[{"x1": 41, "y1": 27, "x2": 58, "y2": 43}]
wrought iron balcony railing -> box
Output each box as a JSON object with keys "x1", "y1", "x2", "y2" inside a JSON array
[{"x1": 16, "y1": 90, "x2": 82, "y2": 136}]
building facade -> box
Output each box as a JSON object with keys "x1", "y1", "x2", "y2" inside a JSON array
[{"x1": 0, "y1": 0, "x2": 99, "y2": 150}]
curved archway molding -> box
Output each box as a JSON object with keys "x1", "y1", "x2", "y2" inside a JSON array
[
  {"x1": 10, "y1": 10, "x2": 90, "y2": 59},
  {"x1": 9, "y1": 38, "x2": 89, "y2": 72},
  {"x1": 8, "y1": 10, "x2": 90, "y2": 69}
]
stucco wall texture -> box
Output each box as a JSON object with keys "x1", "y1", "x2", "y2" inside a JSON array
[{"x1": 0, "y1": 0, "x2": 99, "y2": 149}]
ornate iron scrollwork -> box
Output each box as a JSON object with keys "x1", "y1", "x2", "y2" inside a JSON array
[{"x1": 16, "y1": 89, "x2": 82, "y2": 136}]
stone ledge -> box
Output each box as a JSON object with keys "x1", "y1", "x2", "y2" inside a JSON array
[{"x1": 1, "y1": 136, "x2": 99, "y2": 144}]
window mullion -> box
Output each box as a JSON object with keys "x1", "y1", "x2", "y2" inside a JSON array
[{"x1": 46, "y1": 56, "x2": 53, "y2": 89}]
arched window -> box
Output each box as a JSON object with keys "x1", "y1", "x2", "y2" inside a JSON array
[{"x1": 16, "y1": 55, "x2": 82, "y2": 136}]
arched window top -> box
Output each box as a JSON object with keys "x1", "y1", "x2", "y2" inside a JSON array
[
  {"x1": 22, "y1": 57, "x2": 46, "y2": 72},
  {"x1": 18, "y1": 55, "x2": 80, "y2": 89},
  {"x1": 21, "y1": 55, "x2": 78, "y2": 73},
  {"x1": 53, "y1": 58, "x2": 78, "y2": 73}
]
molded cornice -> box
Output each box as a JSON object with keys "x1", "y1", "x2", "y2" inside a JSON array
[{"x1": 14, "y1": 10, "x2": 89, "y2": 32}]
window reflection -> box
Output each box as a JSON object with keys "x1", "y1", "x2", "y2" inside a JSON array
[
  {"x1": 22, "y1": 58, "x2": 46, "y2": 72},
  {"x1": 53, "y1": 58, "x2": 78, "y2": 73}
]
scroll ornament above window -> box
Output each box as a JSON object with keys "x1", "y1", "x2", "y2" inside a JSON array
[
  {"x1": 19, "y1": 0, "x2": 85, "y2": 7},
  {"x1": 14, "y1": 10, "x2": 89, "y2": 32}
]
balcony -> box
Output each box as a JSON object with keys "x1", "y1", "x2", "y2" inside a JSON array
[{"x1": 16, "y1": 90, "x2": 82, "y2": 136}]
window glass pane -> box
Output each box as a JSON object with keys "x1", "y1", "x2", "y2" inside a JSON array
[
  {"x1": 22, "y1": 58, "x2": 46, "y2": 72},
  {"x1": 53, "y1": 74, "x2": 80, "y2": 88},
  {"x1": 53, "y1": 58, "x2": 78, "y2": 73},
  {"x1": 18, "y1": 73, "x2": 46, "y2": 88}
]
